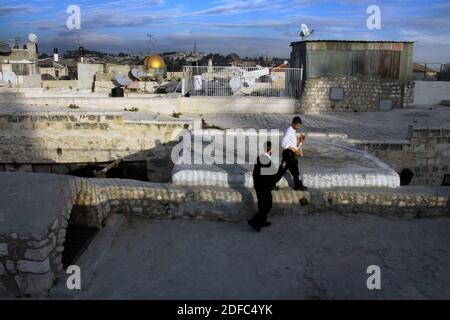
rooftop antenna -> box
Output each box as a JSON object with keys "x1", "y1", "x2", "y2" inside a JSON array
[
  {"x1": 8, "y1": 37, "x2": 20, "y2": 49},
  {"x1": 300, "y1": 24, "x2": 315, "y2": 40},
  {"x1": 147, "y1": 34, "x2": 157, "y2": 55},
  {"x1": 77, "y1": 29, "x2": 81, "y2": 48},
  {"x1": 265, "y1": 49, "x2": 272, "y2": 62}
]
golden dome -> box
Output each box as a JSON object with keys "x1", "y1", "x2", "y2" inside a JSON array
[{"x1": 145, "y1": 54, "x2": 166, "y2": 69}]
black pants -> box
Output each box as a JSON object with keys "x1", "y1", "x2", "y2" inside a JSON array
[
  {"x1": 281, "y1": 149, "x2": 302, "y2": 188},
  {"x1": 250, "y1": 188, "x2": 272, "y2": 224}
]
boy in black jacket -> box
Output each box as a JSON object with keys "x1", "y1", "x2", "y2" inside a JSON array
[{"x1": 248, "y1": 141, "x2": 286, "y2": 232}]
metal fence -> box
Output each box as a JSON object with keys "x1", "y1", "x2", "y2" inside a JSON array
[
  {"x1": 182, "y1": 66, "x2": 303, "y2": 98},
  {"x1": 413, "y1": 62, "x2": 450, "y2": 81}
]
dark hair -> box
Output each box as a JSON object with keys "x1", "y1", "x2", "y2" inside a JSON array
[
  {"x1": 264, "y1": 141, "x2": 272, "y2": 151},
  {"x1": 292, "y1": 116, "x2": 302, "y2": 125}
]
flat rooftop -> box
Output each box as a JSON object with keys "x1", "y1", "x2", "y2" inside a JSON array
[
  {"x1": 291, "y1": 39, "x2": 415, "y2": 46},
  {"x1": 0, "y1": 104, "x2": 449, "y2": 143},
  {"x1": 51, "y1": 213, "x2": 450, "y2": 299}
]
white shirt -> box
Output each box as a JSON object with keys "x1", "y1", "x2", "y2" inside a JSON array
[
  {"x1": 258, "y1": 152, "x2": 272, "y2": 166},
  {"x1": 281, "y1": 126, "x2": 298, "y2": 151}
]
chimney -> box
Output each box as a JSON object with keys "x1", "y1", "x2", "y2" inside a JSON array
[
  {"x1": 53, "y1": 48, "x2": 59, "y2": 62},
  {"x1": 78, "y1": 46, "x2": 85, "y2": 63}
]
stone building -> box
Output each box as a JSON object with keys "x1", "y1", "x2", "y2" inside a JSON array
[
  {"x1": 38, "y1": 59, "x2": 69, "y2": 80},
  {"x1": 290, "y1": 40, "x2": 415, "y2": 113},
  {"x1": 0, "y1": 42, "x2": 38, "y2": 76},
  {"x1": 0, "y1": 42, "x2": 40, "y2": 87}
]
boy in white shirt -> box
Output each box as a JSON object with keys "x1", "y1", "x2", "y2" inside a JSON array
[{"x1": 280, "y1": 116, "x2": 307, "y2": 191}]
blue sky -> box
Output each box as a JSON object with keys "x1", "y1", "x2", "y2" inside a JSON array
[{"x1": 1, "y1": 0, "x2": 449, "y2": 61}]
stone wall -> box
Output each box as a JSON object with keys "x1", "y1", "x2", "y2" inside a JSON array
[
  {"x1": 0, "y1": 211, "x2": 70, "y2": 297},
  {"x1": 180, "y1": 97, "x2": 298, "y2": 114},
  {"x1": 41, "y1": 80, "x2": 78, "y2": 89},
  {"x1": 356, "y1": 127, "x2": 450, "y2": 186},
  {"x1": 66, "y1": 177, "x2": 450, "y2": 223},
  {"x1": 298, "y1": 77, "x2": 415, "y2": 114},
  {"x1": 0, "y1": 112, "x2": 190, "y2": 164},
  {"x1": 0, "y1": 96, "x2": 299, "y2": 114},
  {"x1": 0, "y1": 174, "x2": 77, "y2": 297},
  {"x1": 414, "y1": 81, "x2": 450, "y2": 105},
  {"x1": 77, "y1": 63, "x2": 104, "y2": 90}
]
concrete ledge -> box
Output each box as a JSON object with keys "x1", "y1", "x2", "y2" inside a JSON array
[
  {"x1": 0, "y1": 96, "x2": 299, "y2": 114},
  {"x1": 180, "y1": 97, "x2": 298, "y2": 114},
  {"x1": 0, "y1": 97, "x2": 181, "y2": 114}
]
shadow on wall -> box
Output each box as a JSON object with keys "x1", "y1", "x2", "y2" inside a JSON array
[
  {"x1": 66, "y1": 140, "x2": 177, "y2": 183},
  {"x1": 0, "y1": 91, "x2": 186, "y2": 297},
  {"x1": 399, "y1": 168, "x2": 414, "y2": 186}
]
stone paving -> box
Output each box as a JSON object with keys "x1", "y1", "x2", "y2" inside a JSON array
[
  {"x1": 1, "y1": 103, "x2": 449, "y2": 143},
  {"x1": 52, "y1": 213, "x2": 450, "y2": 300},
  {"x1": 199, "y1": 105, "x2": 450, "y2": 142}
]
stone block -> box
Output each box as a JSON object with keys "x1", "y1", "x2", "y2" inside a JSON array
[
  {"x1": 24, "y1": 244, "x2": 53, "y2": 261},
  {"x1": 379, "y1": 99, "x2": 392, "y2": 111},
  {"x1": 6, "y1": 261, "x2": 16, "y2": 274},
  {"x1": 57, "y1": 229, "x2": 66, "y2": 239},
  {"x1": 15, "y1": 272, "x2": 55, "y2": 296},
  {"x1": 27, "y1": 238, "x2": 50, "y2": 249},
  {"x1": 0, "y1": 243, "x2": 8, "y2": 255},
  {"x1": 17, "y1": 259, "x2": 51, "y2": 274}
]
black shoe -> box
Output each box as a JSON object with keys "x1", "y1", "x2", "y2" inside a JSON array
[
  {"x1": 261, "y1": 221, "x2": 272, "y2": 228},
  {"x1": 248, "y1": 220, "x2": 261, "y2": 232},
  {"x1": 295, "y1": 181, "x2": 308, "y2": 191}
]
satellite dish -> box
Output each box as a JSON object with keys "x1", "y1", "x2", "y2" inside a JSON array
[
  {"x1": 244, "y1": 78, "x2": 255, "y2": 88},
  {"x1": 2, "y1": 71, "x2": 17, "y2": 86},
  {"x1": 300, "y1": 24, "x2": 314, "y2": 40},
  {"x1": 0, "y1": 42, "x2": 11, "y2": 54},
  {"x1": 114, "y1": 73, "x2": 131, "y2": 87},
  {"x1": 28, "y1": 33, "x2": 38, "y2": 43},
  {"x1": 130, "y1": 68, "x2": 146, "y2": 80},
  {"x1": 229, "y1": 77, "x2": 242, "y2": 92}
]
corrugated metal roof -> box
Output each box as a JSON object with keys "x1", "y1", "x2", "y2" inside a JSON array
[{"x1": 291, "y1": 40, "x2": 415, "y2": 46}]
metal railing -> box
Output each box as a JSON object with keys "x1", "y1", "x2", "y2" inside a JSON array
[
  {"x1": 414, "y1": 62, "x2": 450, "y2": 81},
  {"x1": 182, "y1": 66, "x2": 303, "y2": 98}
]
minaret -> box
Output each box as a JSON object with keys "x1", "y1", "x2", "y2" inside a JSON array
[{"x1": 193, "y1": 41, "x2": 197, "y2": 55}]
